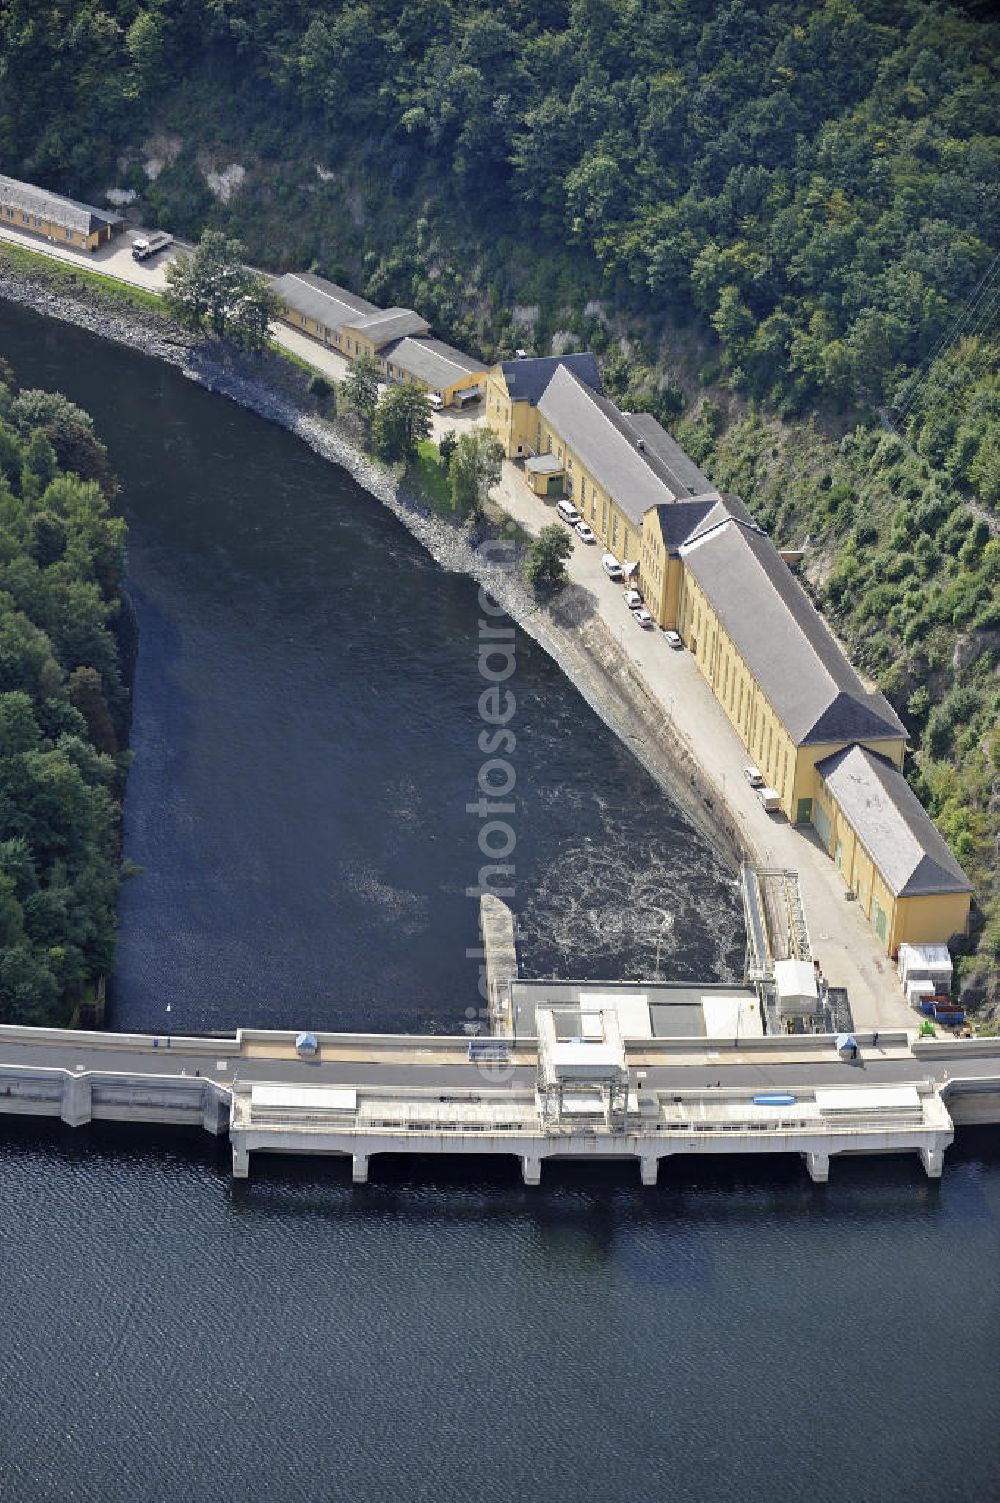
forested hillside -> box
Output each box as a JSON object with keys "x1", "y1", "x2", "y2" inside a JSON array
[
  {"x1": 1, "y1": 2, "x2": 996, "y2": 439},
  {"x1": 0, "y1": 0, "x2": 997, "y2": 998},
  {"x1": 0, "y1": 370, "x2": 130, "y2": 1023}
]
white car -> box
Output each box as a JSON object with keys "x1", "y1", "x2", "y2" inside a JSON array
[
  {"x1": 624, "y1": 587, "x2": 643, "y2": 610},
  {"x1": 631, "y1": 606, "x2": 654, "y2": 629},
  {"x1": 743, "y1": 764, "x2": 765, "y2": 788},
  {"x1": 428, "y1": 393, "x2": 444, "y2": 411},
  {"x1": 575, "y1": 521, "x2": 596, "y2": 543},
  {"x1": 602, "y1": 553, "x2": 624, "y2": 580},
  {"x1": 556, "y1": 498, "x2": 581, "y2": 525},
  {"x1": 661, "y1": 629, "x2": 683, "y2": 649}
]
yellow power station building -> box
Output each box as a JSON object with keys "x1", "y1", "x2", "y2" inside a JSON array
[
  {"x1": 485, "y1": 352, "x2": 972, "y2": 956},
  {"x1": 272, "y1": 272, "x2": 486, "y2": 408},
  {"x1": 0, "y1": 173, "x2": 122, "y2": 251}
]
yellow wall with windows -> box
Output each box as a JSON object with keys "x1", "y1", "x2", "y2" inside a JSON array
[
  {"x1": 277, "y1": 306, "x2": 351, "y2": 353},
  {"x1": 678, "y1": 568, "x2": 906, "y2": 821},
  {"x1": 788, "y1": 738, "x2": 904, "y2": 824},
  {"x1": 812, "y1": 780, "x2": 971, "y2": 953},
  {"x1": 0, "y1": 203, "x2": 107, "y2": 250},
  {"x1": 639, "y1": 514, "x2": 684, "y2": 629},
  {"x1": 678, "y1": 568, "x2": 800, "y2": 813},
  {"x1": 378, "y1": 355, "x2": 477, "y2": 405},
  {"x1": 340, "y1": 325, "x2": 381, "y2": 361},
  {"x1": 534, "y1": 412, "x2": 639, "y2": 563},
  {"x1": 484, "y1": 375, "x2": 642, "y2": 561},
  {"x1": 485, "y1": 371, "x2": 537, "y2": 457}
]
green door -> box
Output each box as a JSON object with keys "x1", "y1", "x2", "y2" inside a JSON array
[
  {"x1": 795, "y1": 798, "x2": 813, "y2": 824},
  {"x1": 812, "y1": 801, "x2": 832, "y2": 849},
  {"x1": 872, "y1": 900, "x2": 888, "y2": 943}
]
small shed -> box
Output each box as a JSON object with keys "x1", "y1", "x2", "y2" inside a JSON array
[
  {"x1": 525, "y1": 452, "x2": 564, "y2": 497},
  {"x1": 295, "y1": 1031, "x2": 319, "y2": 1056},
  {"x1": 897, "y1": 943, "x2": 952, "y2": 993},
  {"x1": 773, "y1": 958, "x2": 819, "y2": 1017}
]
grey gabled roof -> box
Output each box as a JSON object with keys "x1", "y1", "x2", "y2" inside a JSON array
[
  {"x1": 382, "y1": 336, "x2": 485, "y2": 389},
  {"x1": 272, "y1": 271, "x2": 378, "y2": 331},
  {"x1": 621, "y1": 412, "x2": 713, "y2": 496},
  {"x1": 0, "y1": 174, "x2": 121, "y2": 234},
  {"x1": 649, "y1": 492, "x2": 758, "y2": 551},
  {"x1": 816, "y1": 745, "x2": 971, "y2": 898},
  {"x1": 343, "y1": 308, "x2": 430, "y2": 345},
  {"x1": 500, "y1": 353, "x2": 603, "y2": 406},
  {"x1": 649, "y1": 495, "x2": 725, "y2": 550},
  {"x1": 537, "y1": 367, "x2": 679, "y2": 525},
  {"x1": 680, "y1": 519, "x2": 906, "y2": 747}
]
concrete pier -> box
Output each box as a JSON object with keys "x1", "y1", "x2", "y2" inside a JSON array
[
  {"x1": 804, "y1": 1151, "x2": 831, "y2": 1183},
  {"x1": 521, "y1": 1155, "x2": 542, "y2": 1186},
  {"x1": 202, "y1": 1084, "x2": 229, "y2": 1136},
  {"x1": 921, "y1": 1144, "x2": 944, "y2": 1178},
  {"x1": 480, "y1": 895, "x2": 518, "y2": 1035},
  {"x1": 352, "y1": 1153, "x2": 369, "y2": 1185},
  {"x1": 61, "y1": 1070, "x2": 92, "y2": 1127}
]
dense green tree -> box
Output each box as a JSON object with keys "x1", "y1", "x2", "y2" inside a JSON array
[
  {"x1": 371, "y1": 384, "x2": 432, "y2": 463},
  {"x1": 0, "y1": 380, "x2": 129, "y2": 1024},
  {"x1": 524, "y1": 524, "x2": 573, "y2": 591},
  {"x1": 449, "y1": 429, "x2": 504, "y2": 516},
  {"x1": 164, "y1": 230, "x2": 277, "y2": 349},
  {"x1": 343, "y1": 354, "x2": 380, "y2": 421},
  {"x1": 9, "y1": 388, "x2": 116, "y2": 496},
  {"x1": 67, "y1": 667, "x2": 118, "y2": 756}
]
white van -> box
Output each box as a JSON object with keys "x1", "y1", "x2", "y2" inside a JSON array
[
  {"x1": 556, "y1": 499, "x2": 581, "y2": 525},
  {"x1": 755, "y1": 786, "x2": 781, "y2": 813}
]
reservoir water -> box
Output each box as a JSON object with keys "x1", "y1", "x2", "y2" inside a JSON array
[{"x1": 1, "y1": 302, "x2": 998, "y2": 1502}]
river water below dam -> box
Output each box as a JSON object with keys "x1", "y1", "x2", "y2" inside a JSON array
[
  {"x1": 1, "y1": 301, "x2": 999, "y2": 1503},
  {"x1": 2, "y1": 302, "x2": 742, "y2": 1034}
]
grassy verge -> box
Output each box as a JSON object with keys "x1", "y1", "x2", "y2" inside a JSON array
[
  {"x1": 0, "y1": 239, "x2": 168, "y2": 314},
  {"x1": 409, "y1": 439, "x2": 456, "y2": 519},
  {"x1": 267, "y1": 337, "x2": 317, "y2": 375},
  {"x1": 485, "y1": 504, "x2": 532, "y2": 548}
]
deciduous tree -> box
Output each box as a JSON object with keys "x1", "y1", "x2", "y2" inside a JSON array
[
  {"x1": 372, "y1": 384, "x2": 432, "y2": 463},
  {"x1": 524, "y1": 523, "x2": 573, "y2": 591},
  {"x1": 449, "y1": 429, "x2": 504, "y2": 516}
]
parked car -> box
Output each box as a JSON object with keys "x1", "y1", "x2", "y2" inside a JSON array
[
  {"x1": 602, "y1": 552, "x2": 624, "y2": 580},
  {"x1": 661, "y1": 629, "x2": 683, "y2": 649},
  {"x1": 755, "y1": 785, "x2": 781, "y2": 812},
  {"x1": 575, "y1": 521, "x2": 596, "y2": 543},
  {"x1": 556, "y1": 498, "x2": 581, "y2": 525},
  {"x1": 631, "y1": 606, "x2": 654, "y2": 628},
  {"x1": 624, "y1": 587, "x2": 643, "y2": 610},
  {"x1": 427, "y1": 393, "x2": 444, "y2": 410},
  {"x1": 743, "y1": 764, "x2": 764, "y2": 788}
]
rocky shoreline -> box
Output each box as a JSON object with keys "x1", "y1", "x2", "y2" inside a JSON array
[{"x1": 0, "y1": 265, "x2": 748, "y2": 872}]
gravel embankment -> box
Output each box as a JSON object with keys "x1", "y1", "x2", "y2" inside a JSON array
[{"x1": 0, "y1": 268, "x2": 740, "y2": 866}]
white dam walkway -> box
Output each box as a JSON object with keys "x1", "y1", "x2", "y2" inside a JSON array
[{"x1": 1, "y1": 1019, "x2": 997, "y2": 1187}]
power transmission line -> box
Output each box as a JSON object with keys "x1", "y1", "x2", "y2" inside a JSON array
[{"x1": 892, "y1": 252, "x2": 1000, "y2": 423}]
